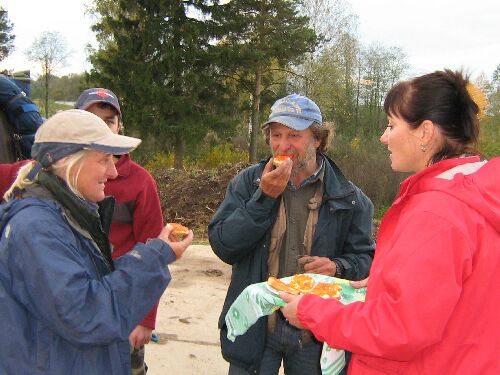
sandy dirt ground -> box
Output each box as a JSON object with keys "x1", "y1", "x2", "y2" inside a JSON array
[{"x1": 145, "y1": 244, "x2": 231, "y2": 374}]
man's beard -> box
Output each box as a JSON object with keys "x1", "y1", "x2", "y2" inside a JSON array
[{"x1": 291, "y1": 143, "x2": 317, "y2": 177}]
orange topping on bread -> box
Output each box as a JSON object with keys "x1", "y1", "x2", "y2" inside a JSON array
[
  {"x1": 272, "y1": 155, "x2": 291, "y2": 167},
  {"x1": 267, "y1": 276, "x2": 300, "y2": 295},
  {"x1": 168, "y1": 223, "x2": 189, "y2": 237},
  {"x1": 267, "y1": 274, "x2": 342, "y2": 299}
]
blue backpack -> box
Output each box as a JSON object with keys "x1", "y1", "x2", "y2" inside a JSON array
[{"x1": 0, "y1": 72, "x2": 43, "y2": 161}]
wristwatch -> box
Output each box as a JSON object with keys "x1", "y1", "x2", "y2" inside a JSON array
[{"x1": 332, "y1": 259, "x2": 344, "y2": 278}]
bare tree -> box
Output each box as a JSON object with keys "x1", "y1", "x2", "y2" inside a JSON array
[
  {"x1": 25, "y1": 31, "x2": 70, "y2": 117},
  {"x1": 294, "y1": 0, "x2": 360, "y2": 132},
  {"x1": 299, "y1": 0, "x2": 358, "y2": 51}
]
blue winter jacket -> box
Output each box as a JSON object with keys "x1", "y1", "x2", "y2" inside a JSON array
[
  {"x1": 0, "y1": 74, "x2": 43, "y2": 158},
  {"x1": 0, "y1": 196, "x2": 175, "y2": 375},
  {"x1": 208, "y1": 155, "x2": 375, "y2": 373}
]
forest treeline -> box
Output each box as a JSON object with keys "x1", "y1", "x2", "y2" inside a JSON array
[{"x1": 8, "y1": 1, "x2": 500, "y2": 212}]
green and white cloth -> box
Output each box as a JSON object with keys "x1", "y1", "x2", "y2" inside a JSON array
[{"x1": 225, "y1": 274, "x2": 366, "y2": 375}]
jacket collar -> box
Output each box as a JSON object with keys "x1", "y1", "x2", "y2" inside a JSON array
[
  {"x1": 114, "y1": 153, "x2": 131, "y2": 177},
  {"x1": 321, "y1": 154, "x2": 355, "y2": 200},
  {"x1": 393, "y1": 156, "x2": 481, "y2": 205}
]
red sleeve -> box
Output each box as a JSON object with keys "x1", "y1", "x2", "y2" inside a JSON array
[
  {"x1": 0, "y1": 160, "x2": 30, "y2": 198},
  {"x1": 133, "y1": 170, "x2": 164, "y2": 329},
  {"x1": 139, "y1": 303, "x2": 158, "y2": 330},
  {"x1": 297, "y1": 213, "x2": 471, "y2": 361}
]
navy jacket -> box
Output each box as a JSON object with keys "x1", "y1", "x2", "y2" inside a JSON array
[
  {"x1": 0, "y1": 74, "x2": 43, "y2": 159},
  {"x1": 208, "y1": 155, "x2": 375, "y2": 373},
  {"x1": 0, "y1": 196, "x2": 174, "y2": 375}
]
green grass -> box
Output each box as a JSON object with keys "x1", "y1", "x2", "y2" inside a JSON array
[{"x1": 32, "y1": 99, "x2": 73, "y2": 118}]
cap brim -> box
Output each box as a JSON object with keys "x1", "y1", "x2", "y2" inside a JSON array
[
  {"x1": 262, "y1": 115, "x2": 315, "y2": 131},
  {"x1": 87, "y1": 133, "x2": 141, "y2": 155}
]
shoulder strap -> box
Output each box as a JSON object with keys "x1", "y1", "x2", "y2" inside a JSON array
[{"x1": 0, "y1": 112, "x2": 22, "y2": 162}]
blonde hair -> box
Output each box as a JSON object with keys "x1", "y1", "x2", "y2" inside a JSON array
[{"x1": 3, "y1": 150, "x2": 88, "y2": 202}]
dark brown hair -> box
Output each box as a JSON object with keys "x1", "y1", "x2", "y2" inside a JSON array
[{"x1": 383, "y1": 69, "x2": 480, "y2": 164}]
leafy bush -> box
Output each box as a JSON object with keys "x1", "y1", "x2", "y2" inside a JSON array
[
  {"x1": 478, "y1": 116, "x2": 500, "y2": 158},
  {"x1": 144, "y1": 152, "x2": 175, "y2": 170},
  {"x1": 328, "y1": 134, "x2": 407, "y2": 219},
  {"x1": 144, "y1": 143, "x2": 248, "y2": 171},
  {"x1": 193, "y1": 143, "x2": 247, "y2": 169}
]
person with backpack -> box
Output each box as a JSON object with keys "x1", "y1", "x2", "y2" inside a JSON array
[{"x1": 0, "y1": 73, "x2": 43, "y2": 161}]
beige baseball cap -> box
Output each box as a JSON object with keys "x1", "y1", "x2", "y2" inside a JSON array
[{"x1": 31, "y1": 109, "x2": 141, "y2": 167}]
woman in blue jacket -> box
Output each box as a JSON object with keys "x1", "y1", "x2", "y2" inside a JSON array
[{"x1": 0, "y1": 109, "x2": 193, "y2": 375}]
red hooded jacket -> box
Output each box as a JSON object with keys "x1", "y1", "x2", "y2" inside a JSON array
[
  {"x1": 105, "y1": 154, "x2": 164, "y2": 329},
  {"x1": 298, "y1": 156, "x2": 500, "y2": 374}
]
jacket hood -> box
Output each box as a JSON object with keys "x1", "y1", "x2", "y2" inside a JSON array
[{"x1": 420, "y1": 156, "x2": 500, "y2": 232}]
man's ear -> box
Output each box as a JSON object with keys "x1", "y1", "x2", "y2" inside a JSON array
[{"x1": 314, "y1": 137, "x2": 321, "y2": 149}]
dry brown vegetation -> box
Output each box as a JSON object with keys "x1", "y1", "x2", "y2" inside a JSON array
[
  {"x1": 152, "y1": 162, "x2": 251, "y2": 240},
  {"x1": 152, "y1": 160, "x2": 383, "y2": 242}
]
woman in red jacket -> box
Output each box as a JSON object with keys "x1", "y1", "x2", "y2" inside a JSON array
[{"x1": 281, "y1": 70, "x2": 500, "y2": 374}]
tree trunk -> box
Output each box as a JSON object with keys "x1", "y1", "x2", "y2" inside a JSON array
[
  {"x1": 174, "y1": 132, "x2": 185, "y2": 170},
  {"x1": 44, "y1": 67, "x2": 50, "y2": 118},
  {"x1": 249, "y1": 67, "x2": 262, "y2": 163},
  {"x1": 355, "y1": 62, "x2": 361, "y2": 129}
]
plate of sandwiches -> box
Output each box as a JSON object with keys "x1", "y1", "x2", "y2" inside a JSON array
[{"x1": 267, "y1": 274, "x2": 342, "y2": 299}]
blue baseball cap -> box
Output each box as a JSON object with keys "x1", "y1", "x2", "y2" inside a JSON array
[{"x1": 262, "y1": 94, "x2": 322, "y2": 130}]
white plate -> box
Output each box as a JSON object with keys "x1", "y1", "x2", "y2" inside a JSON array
[{"x1": 264, "y1": 283, "x2": 280, "y2": 295}]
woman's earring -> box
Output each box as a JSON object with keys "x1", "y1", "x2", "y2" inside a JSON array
[{"x1": 420, "y1": 143, "x2": 427, "y2": 152}]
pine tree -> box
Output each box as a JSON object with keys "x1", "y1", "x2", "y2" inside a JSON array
[
  {"x1": 0, "y1": 7, "x2": 15, "y2": 62},
  {"x1": 212, "y1": 0, "x2": 318, "y2": 161},
  {"x1": 89, "y1": 0, "x2": 235, "y2": 168}
]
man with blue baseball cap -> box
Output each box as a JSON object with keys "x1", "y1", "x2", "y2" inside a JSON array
[{"x1": 209, "y1": 94, "x2": 375, "y2": 375}]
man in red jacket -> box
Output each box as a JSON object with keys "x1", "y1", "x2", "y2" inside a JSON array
[{"x1": 74, "y1": 88, "x2": 164, "y2": 375}]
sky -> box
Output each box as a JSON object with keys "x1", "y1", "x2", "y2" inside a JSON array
[
  {"x1": 1, "y1": 0, "x2": 96, "y2": 76},
  {"x1": 2, "y1": 0, "x2": 499, "y2": 80}
]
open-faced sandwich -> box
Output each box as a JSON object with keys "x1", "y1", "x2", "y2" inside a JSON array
[
  {"x1": 272, "y1": 155, "x2": 291, "y2": 167},
  {"x1": 267, "y1": 274, "x2": 342, "y2": 299},
  {"x1": 168, "y1": 223, "x2": 190, "y2": 238}
]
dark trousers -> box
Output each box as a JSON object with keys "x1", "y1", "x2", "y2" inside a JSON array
[{"x1": 229, "y1": 313, "x2": 322, "y2": 375}]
